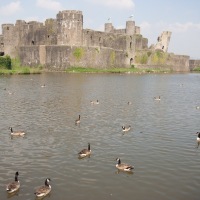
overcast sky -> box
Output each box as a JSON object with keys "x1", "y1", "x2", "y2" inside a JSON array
[{"x1": 0, "y1": 0, "x2": 200, "y2": 59}]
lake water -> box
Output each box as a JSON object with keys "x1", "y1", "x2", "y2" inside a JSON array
[{"x1": 0, "y1": 72, "x2": 200, "y2": 200}]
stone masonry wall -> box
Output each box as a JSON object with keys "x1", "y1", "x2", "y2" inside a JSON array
[
  {"x1": 189, "y1": 60, "x2": 200, "y2": 70},
  {"x1": 18, "y1": 45, "x2": 129, "y2": 70}
]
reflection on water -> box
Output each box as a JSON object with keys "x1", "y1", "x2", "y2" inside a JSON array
[{"x1": 0, "y1": 72, "x2": 200, "y2": 200}]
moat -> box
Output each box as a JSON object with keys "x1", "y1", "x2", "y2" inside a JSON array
[{"x1": 0, "y1": 73, "x2": 200, "y2": 200}]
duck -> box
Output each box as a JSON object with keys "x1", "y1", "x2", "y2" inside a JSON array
[
  {"x1": 196, "y1": 132, "x2": 200, "y2": 142},
  {"x1": 10, "y1": 127, "x2": 26, "y2": 137},
  {"x1": 90, "y1": 100, "x2": 99, "y2": 105},
  {"x1": 6, "y1": 171, "x2": 20, "y2": 193},
  {"x1": 75, "y1": 115, "x2": 81, "y2": 125},
  {"x1": 122, "y1": 125, "x2": 131, "y2": 132},
  {"x1": 116, "y1": 158, "x2": 134, "y2": 171},
  {"x1": 34, "y1": 178, "x2": 51, "y2": 198},
  {"x1": 154, "y1": 96, "x2": 161, "y2": 101},
  {"x1": 78, "y1": 143, "x2": 91, "y2": 158}
]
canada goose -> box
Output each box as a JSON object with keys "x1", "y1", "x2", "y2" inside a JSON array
[
  {"x1": 10, "y1": 127, "x2": 26, "y2": 137},
  {"x1": 116, "y1": 158, "x2": 134, "y2": 171},
  {"x1": 122, "y1": 125, "x2": 131, "y2": 132},
  {"x1": 154, "y1": 96, "x2": 161, "y2": 101},
  {"x1": 78, "y1": 143, "x2": 91, "y2": 158},
  {"x1": 34, "y1": 178, "x2": 51, "y2": 198},
  {"x1": 90, "y1": 100, "x2": 99, "y2": 105},
  {"x1": 75, "y1": 115, "x2": 81, "y2": 125},
  {"x1": 196, "y1": 132, "x2": 200, "y2": 142},
  {"x1": 6, "y1": 171, "x2": 20, "y2": 193}
]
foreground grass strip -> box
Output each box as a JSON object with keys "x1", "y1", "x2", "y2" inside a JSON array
[
  {"x1": 65, "y1": 67, "x2": 171, "y2": 73},
  {"x1": 0, "y1": 58, "x2": 42, "y2": 75}
]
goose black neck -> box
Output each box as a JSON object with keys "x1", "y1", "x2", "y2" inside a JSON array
[
  {"x1": 88, "y1": 143, "x2": 90, "y2": 150},
  {"x1": 15, "y1": 172, "x2": 18, "y2": 181},
  {"x1": 45, "y1": 179, "x2": 50, "y2": 187}
]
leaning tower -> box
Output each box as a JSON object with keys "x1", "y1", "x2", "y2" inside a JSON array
[{"x1": 56, "y1": 10, "x2": 83, "y2": 46}]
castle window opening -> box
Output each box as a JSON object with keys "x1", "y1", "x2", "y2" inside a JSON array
[
  {"x1": 47, "y1": 35, "x2": 50, "y2": 38},
  {"x1": 130, "y1": 42, "x2": 132, "y2": 49},
  {"x1": 162, "y1": 46, "x2": 164, "y2": 49},
  {"x1": 0, "y1": 52, "x2": 5, "y2": 56},
  {"x1": 32, "y1": 40, "x2": 35, "y2": 45},
  {"x1": 7, "y1": 27, "x2": 9, "y2": 30}
]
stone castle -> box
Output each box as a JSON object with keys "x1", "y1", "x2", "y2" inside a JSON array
[{"x1": 0, "y1": 10, "x2": 198, "y2": 71}]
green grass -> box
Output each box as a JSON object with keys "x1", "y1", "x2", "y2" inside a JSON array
[
  {"x1": 65, "y1": 67, "x2": 171, "y2": 74},
  {"x1": 192, "y1": 67, "x2": 200, "y2": 72},
  {"x1": 0, "y1": 58, "x2": 43, "y2": 75}
]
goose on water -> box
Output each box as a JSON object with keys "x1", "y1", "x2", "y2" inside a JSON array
[
  {"x1": 34, "y1": 178, "x2": 51, "y2": 198},
  {"x1": 78, "y1": 143, "x2": 91, "y2": 158},
  {"x1": 10, "y1": 127, "x2": 26, "y2": 137},
  {"x1": 6, "y1": 171, "x2": 20, "y2": 193},
  {"x1": 116, "y1": 158, "x2": 134, "y2": 171}
]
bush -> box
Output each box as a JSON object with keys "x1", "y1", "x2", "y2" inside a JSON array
[{"x1": 0, "y1": 55, "x2": 12, "y2": 69}]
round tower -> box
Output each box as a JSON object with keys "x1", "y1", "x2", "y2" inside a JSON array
[
  {"x1": 56, "y1": 10, "x2": 83, "y2": 46},
  {"x1": 126, "y1": 21, "x2": 135, "y2": 35},
  {"x1": 105, "y1": 23, "x2": 113, "y2": 33}
]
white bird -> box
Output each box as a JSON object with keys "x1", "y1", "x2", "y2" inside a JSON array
[
  {"x1": 116, "y1": 158, "x2": 134, "y2": 171},
  {"x1": 34, "y1": 178, "x2": 51, "y2": 198},
  {"x1": 6, "y1": 172, "x2": 20, "y2": 193}
]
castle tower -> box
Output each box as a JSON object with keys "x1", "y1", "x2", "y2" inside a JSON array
[
  {"x1": 154, "y1": 31, "x2": 172, "y2": 52},
  {"x1": 56, "y1": 10, "x2": 83, "y2": 46},
  {"x1": 105, "y1": 23, "x2": 114, "y2": 33},
  {"x1": 2, "y1": 24, "x2": 18, "y2": 57},
  {"x1": 126, "y1": 20, "x2": 135, "y2": 35}
]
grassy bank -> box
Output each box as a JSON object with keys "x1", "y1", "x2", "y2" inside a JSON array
[
  {"x1": 0, "y1": 58, "x2": 43, "y2": 75},
  {"x1": 65, "y1": 67, "x2": 171, "y2": 74}
]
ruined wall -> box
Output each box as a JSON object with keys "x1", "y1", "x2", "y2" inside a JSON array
[
  {"x1": 18, "y1": 45, "x2": 129, "y2": 70},
  {"x1": 135, "y1": 35, "x2": 148, "y2": 50},
  {"x1": 45, "y1": 18, "x2": 57, "y2": 45},
  {"x1": 189, "y1": 59, "x2": 200, "y2": 70},
  {"x1": 134, "y1": 50, "x2": 190, "y2": 71},
  {"x1": 57, "y1": 10, "x2": 83, "y2": 46},
  {"x1": 154, "y1": 31, "x2": 171, "y2": 52},
  {"x1": 18, "y1": 45, "x2": 40, "y2": 66}
]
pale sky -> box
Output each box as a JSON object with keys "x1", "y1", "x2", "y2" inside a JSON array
[{"x1": 0, "y1": 0, "x2": 200, "y2": 59}]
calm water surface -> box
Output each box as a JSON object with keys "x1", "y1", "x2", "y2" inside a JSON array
[{"x1": 0, "y1": 72, "x2": 200, "y2": 200}]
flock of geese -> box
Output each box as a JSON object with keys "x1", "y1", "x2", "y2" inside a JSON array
[
  {"x1": 5, "y1": 93, "x2": 200, "y2": 199},
  {"x1": 6, "y1": 99, "x2": 135, "y2": 199}
]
